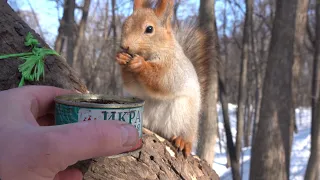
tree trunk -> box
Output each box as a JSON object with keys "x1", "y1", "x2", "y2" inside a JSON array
[
  {"x1": 305, "y1": 1, "x2": 320, "y2": 179},
  {"x1": 235, "y1": 0, "x2": 253, "y2": 175},
  {"x1": 0, "y1": 1, "x2": 87, "y2": 93},
  {"x1": 196, "y1": 0, "x2": 218, "y2": 166},
  {"x1": 292, "y1": 0, "x2": 309, "y2": 134},
  {"x1": 244, "y1": 94, "x2": 253, "y2": 147},
  {"x1": 108, "y1": 0, "x2": 118, "y2": 95},
  {"x1": 218, "y1": 76, "x2": 240, "y2": 179},
  {"x1": 0, "y1": 2, "x2": 220, "y2": 180},
  {"x1": 249, "y1": 0, "x2": 297, "y2": 179},
  {"x1": 54, "y1": 0, "x2": 76, "y2": 66},
  {"x1": 251, "y1": 41, "x2": 263, "y2": 145},
  {"x1": 73, "y1": 0, "x2": 91, "y2": 68}
]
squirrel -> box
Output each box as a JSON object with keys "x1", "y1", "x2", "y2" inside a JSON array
[{"x1": 115, "y1": 0, "x2": 211, "y2": 157}]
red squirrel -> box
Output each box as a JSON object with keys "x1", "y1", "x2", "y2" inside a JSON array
[{"x1": 116, "y1": 0, "x2": 211, "y2": 157}]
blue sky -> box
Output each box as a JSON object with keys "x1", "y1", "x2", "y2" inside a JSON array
[{"x1": 7, "y1": 0, "x2": 244, "y2": 46}]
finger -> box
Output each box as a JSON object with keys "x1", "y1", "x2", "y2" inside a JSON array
[
  {"x1": 122, "y1": 52, "x2": 133, "y2": 58},
  {"x1": 54, "y1": 168, "x2": 83, "y2": 180},
  {"x1": 117, "y1": 53, "x2": 132, "y2": 61},
  {"x1": 39, "y1": 120, "x2": 139, "y2": 168},
  {"x1": 116, "y1": 57, "x2": 129, "y2": 65},
  {"x1": 8, "y1": 86, "x2": 75, "y2": 119}
]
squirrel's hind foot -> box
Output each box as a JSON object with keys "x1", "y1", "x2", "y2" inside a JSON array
[{"x1": 171, "y1": 136, "x2": 192, "y2": 158}]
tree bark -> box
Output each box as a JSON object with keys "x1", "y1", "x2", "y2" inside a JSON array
[
  {"x1": 0, "y1": 1, "x2": 87, "y2": 93},
  {"x1": 292, "y1": 0, "x2": 309, "y2": 134},
  {"x1": 219, "y1": 76, "x2": 240, "y2": 180},
  {"x1": 73, "y1": 0, "x2": 91, "y2": 68},
  {"x1": 249, "y1": 0, "x2": 297, "y2": 179},
  {"x1": 108, "y1": 0, "x2": 118, "y2": 95},
  {"x1": 244, "y1": 94, "x2": 253, "y2": 147},
  {"x1": 73, "y1": 129, "x2": 219, "y2": 180},
  {"x1": 305, "y1": 1, "x2": 320, "y2": 179},
  {"x1": 235, "y1": 0, "x2": 253, "y2": 176},
  {"x1": 196, "y1": 0, "x2": 218, "y2": 166},
  {"x1": 54, "y1": 0, "x2": 76, "y2": 67}
]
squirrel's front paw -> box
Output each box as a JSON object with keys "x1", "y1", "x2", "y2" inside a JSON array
[
  {"x1": 171, "y1": 136, "x2": 192, "y2": 157},
  {"x1": 127, "y1": 55, "x2": 145, "y2": 73},
  {"x1": 116, "y1": 52, "x2": 132, "y2": 65}
]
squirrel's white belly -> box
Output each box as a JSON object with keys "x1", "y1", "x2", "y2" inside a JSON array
[{"x1": 142, "y1": 96, "x2": 198, "y2": 140}]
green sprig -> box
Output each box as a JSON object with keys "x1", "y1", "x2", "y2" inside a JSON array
[{"x1": 0, "y1": 32, "x2": 59, "y2": 87}]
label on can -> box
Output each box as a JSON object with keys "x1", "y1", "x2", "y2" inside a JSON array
[{"x1": 55, "y1": 103, "x2": 143, "y2": 137}]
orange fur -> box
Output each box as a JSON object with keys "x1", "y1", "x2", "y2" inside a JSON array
[
  {"x1": 135, "y1": 61, "x2": 169, "y2": 96},
  {"x1": 116, "y1": 52, "x2": 170, "y2": 96},
  {"x1": 116, "y1": 0, "x2": 213, "y2": 158},
  {"x1": 154, "y1": 0, "x2": 170, "y2": 16},
  {"x1": 134, "y1": 0, "x2": 152, "y2": 10}
]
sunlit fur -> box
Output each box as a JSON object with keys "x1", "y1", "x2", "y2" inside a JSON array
[{"x1": 119, "y1": 0, "x2": 209, "y2": 153}]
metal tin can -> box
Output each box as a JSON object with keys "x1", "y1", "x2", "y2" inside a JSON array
[{"x1": 54, "y1": 94, "x2": 144, "y2": 158}]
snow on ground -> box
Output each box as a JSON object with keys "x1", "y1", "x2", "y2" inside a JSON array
[{"x1": 212, "y1": 105, "x2": 312, "y2": 180}]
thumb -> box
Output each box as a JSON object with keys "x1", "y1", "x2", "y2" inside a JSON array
[{"x1": 40, "y1": 120, "x2": 139, "y2": 167}]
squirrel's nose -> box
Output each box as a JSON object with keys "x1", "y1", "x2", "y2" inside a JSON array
[{"x1": 120, "y1": 45, "x2": 129, "y2": 51}]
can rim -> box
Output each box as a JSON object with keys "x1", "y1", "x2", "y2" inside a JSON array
[{"x1": 54, "y1": 94, "x2": 145, "y2": 108}]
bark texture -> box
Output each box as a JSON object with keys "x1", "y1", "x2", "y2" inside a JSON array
[
  {"x1": 0, "y1": 1, "x2": 87, "y2": 92},
  {"x1": 292, "y1": 0, "x2": 309, "y2": 133},
  {"x1": 196, "y1": 0, "x2": 218, "y2": 166},
  {"x1": 249, "y1": 0, "x2": 297, "y2": 179},
  {"x1": 235, "y1": 0, "x2": 253, "y2": 178},
  {"x1": 73, "y1": 129, "x2": 220, "y2": 180},
  {"x1": 305, "y1": 0, "x2": 320, "y2": 179}
]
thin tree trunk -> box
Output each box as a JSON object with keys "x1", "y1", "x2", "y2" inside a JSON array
[
  {"x1": 305, "y1": 1, "x2": 320, "y2": 179},
  {"x1": 73, "y1": 0, "x2": 91, "y2": 68},
  {"x1": 249, "y1": 0, "x2": 297, "y2": 179},
  {"x1": 65, "y1": 0, "x2": 75, "y2": 66},
  {"x1": 244, "y1": 94, "x2": 253, "y2": 147},
  {"x1": 251, "y1": 42, "x2": 262, "y2": 145},
  {"x1": 108, "y1": 0, "x2": 117, "y2": 95},
  {"x1": 292, "y1": 0, "x2": 309, "y2": 134},
  {"x1": 217, "y1": 117, "x2": 222, "y2": 153},
  {"x1": 54, "y1": 0, "x2": 76, "y2": 66},
  {"x1": 235, "y1": 0, "x2": 253, "y2": 177},
  {"x1": 219, "y1": 76, "x2": 240, "y2": 179},
  {"x1": 196, "y1": 0, "x2": 218, "y2": 166}
]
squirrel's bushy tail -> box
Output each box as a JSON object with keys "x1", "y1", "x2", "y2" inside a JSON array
[{"x1": 174, "y1": 20, "x2": 216, "y2": 102}]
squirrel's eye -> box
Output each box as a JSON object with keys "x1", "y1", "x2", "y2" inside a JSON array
[{"x1": 145, "y1": 26, "x2": 153, "y2": 34}]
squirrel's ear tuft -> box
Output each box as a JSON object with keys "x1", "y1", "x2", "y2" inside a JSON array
[
  {"x1": 134, "y1": 0, "x2": 152, "y2": 10},
  {"x1": 154, "y1": 0, "x2": 173, "y2": 17},
  {"x1": 154, "y1": 0, "x2": 173, "y2": 28}
]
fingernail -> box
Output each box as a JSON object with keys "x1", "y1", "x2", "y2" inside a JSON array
[{"x1": 120, "y1": 124, "x2": 138, "y2": 147}]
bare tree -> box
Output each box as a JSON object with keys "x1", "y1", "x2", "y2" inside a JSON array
[
  {"x1": 305, "y1": 0, "x2": 320, "y2": 179},
  {"x1": 73, "y1": 0, "x2": 91, "y2": 68},
  {"x1": 196, "y1": 0, "x2": 218, "y2": 166},
  {"x1": 235, "y1": 0, "x2": 253, "y2": 177},
  {"x1": 292, "y1": 0, "x2": 309, "y2": 134},
  {"x1": 249, "y1": 0, "x2": 298, "y2": 179},
  {"x1": 54, "y1": 0, "x2": 76, "y2": 66}
]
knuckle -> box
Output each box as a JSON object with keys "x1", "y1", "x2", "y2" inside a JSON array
[{"x1": 93, "y1": 121, "x2": 111, "y2": 146}]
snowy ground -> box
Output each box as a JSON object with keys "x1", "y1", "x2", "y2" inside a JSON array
[{"x1": 212, "y1": 105, "x2": 312, "y2": 180}]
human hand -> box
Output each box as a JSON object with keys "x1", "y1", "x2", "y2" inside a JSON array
[{"x1": 0, "y1": 86, "x2": 139, "y2": 180}]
